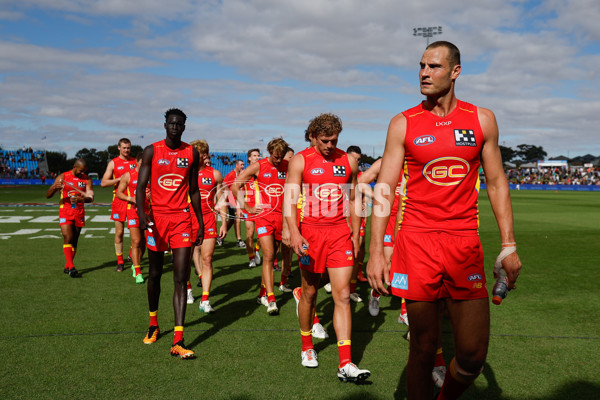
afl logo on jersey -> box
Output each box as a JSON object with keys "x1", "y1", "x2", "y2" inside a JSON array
[
  {"x1": 310, "y1": 168, "x2": 324, "y2": 175},
  {"x1": 414, "y1": 135, "x2": 436, "y2": 146},
  {"x1": 263, "y1": 173, "x2": 272, "y2": 178},
  {"x1": 157, "y1": 159, "x2": 170, "y2": 165},
  {"x1": 314, "y1": 183, "x2": 343, "y2": 202},
  {"x1": 157, "y1": 173, "x2": 184, "y2": 191},
  {"x1": 117, "y1": 166, "x2": 125, "y2": 170},
  {"x1": 423, "y1": 157, "x2": 470, "y2": 186}
]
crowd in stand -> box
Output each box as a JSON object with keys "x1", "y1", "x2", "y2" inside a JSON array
[
  {"x1": 0, "y1": 148, "x2": 45, "y2": 178},
  {"x1": 505, "y1": 166, "x2": 600, "y2": 185}
]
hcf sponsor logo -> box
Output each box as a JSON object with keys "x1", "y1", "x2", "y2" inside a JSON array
[{"x1": 423, "y1": 157, "x2": 469, "y2": 186}]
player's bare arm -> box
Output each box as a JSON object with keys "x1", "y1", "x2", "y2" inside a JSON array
[
  {"x1": 231, "y1": 162, "x2": 260, "y2": 214},
  {"x1": 100, "y1": 160, "x2": 118, "y2": 188},
  {"x1": 367, "y1": 113, "x2": 407, "y2": 295},
  {"x1": 348, "y1": 155, "x2": 361, "y2": 257},
  {"x1": 84, "y1": 177, "x2": 94, "y2": 203},
  {"x1": 479, "y1": 107, "x2": 522, "y2": 289},
  {"x1": 283, "y1": 153, "x2": 308, "y2": 256},
  {"x1": 214, "y1": 170, "x2": 229, "y2": 239},
  {"x1": 115, "y1": 172, "x2": 132, "y2": 203},
  {"x1": 136, "y1": 145, "x2": 154, "y2": 230},
  {"x1": 46, "y1": 173, "x2": 65, "y2": 198},
  {"x1": 189, "y1": 147, "x2": 205, "y2": 246}
]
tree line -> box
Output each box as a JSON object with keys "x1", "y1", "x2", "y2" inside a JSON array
[{"x1": 46, "y1": 145, "x2": 144, "y2": 176}]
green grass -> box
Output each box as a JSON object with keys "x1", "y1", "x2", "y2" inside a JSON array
[{"x1": 0, "y1": 186, "x2": 599, "y2": 399}]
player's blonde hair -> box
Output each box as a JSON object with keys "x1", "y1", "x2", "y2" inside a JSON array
[
  {"x1": 190, "y1": 139, "x2": 209, "y2": 156},
  {"x1": 267, "y1": 137, "x2": 289, "y2": 156},
  {"x1": 305, "y1": 113, "x2": 342, "y2": 139}
]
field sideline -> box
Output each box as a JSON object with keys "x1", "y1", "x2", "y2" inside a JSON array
[{"x1": 0, "y1": 185, "x2": 599, "y2": 399}]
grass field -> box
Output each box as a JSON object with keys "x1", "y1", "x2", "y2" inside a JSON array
[{"x1": 0, "y1": 185, "x2": 599, "y2": 399}]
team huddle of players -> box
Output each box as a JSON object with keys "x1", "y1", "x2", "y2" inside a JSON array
[{"x1": 47, "y1": 42, "x2": 522, "y2": 400}]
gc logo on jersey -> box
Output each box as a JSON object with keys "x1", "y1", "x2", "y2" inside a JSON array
[
  {"x1": 423, "y1": 157, "x2": 470, "y2": 186},
  {"x1": 265, "y1": 183, "x2": 284, "y2": 196},
  {"x1": 454, "y1": 129, "x2": 477, "y2": 147},
  {"x1": 333, "y1": 165, "x2": 346, "y2": 177},
  {"x1": 157, "y1": 173, "x2": 184, "y2": 191},
  {"x1": 314, "y1": 183, "x2": 343, "y2": 202},
  {"x1": 176, "y1": 158, "x2": 189, "y2": 168}
]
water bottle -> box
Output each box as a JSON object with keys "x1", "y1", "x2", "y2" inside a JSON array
[
  {"x1": 70, "y1": 195, "x2": 77, "y2": 209},
  {"x1": 492, "y1": 269, "x2": 508, "y2": 305}
]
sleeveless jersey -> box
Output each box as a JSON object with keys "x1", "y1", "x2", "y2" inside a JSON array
[
  {"x1": 244, "y1": 177, "x2": 259, "y2": 208},
  {"x1": 399, "y1": 100, "x2": 483, "y2": 233},
  {"x1": 256, "y1": 157, "x2": 288, "y2": 215},
  {"x1": 197, "y1": 166, "x2": 218, "y2": 215},
  {"x1": 299, "y1": 147, "x2": 352, "y2": 226},
  {"x1": 149, "y1": 139, "x2": 193, "y2": 214},
  {"x1": 112, "y1": 156, "x2": 136, "y2": 194},
  {"x1": 59, "y1": 170, "x2": 88, "y2": 210}
]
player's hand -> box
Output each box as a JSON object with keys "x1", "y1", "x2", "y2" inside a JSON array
[
  {"x1": 367, "y1": 251, "x2": 391, "y2": 296},
  {"x1": 290, "y1": 232, "x2": 309, "y2": 257},
  {"x1": 352, "y1": 233, "x2": 360, "y2": 258},
  {"x1": 281, "y1": 225, "x2": 291, "y2": 247},
  {"x1": 52, "y1": 179, "x2": 64, "y2": 191},
  {"x1": 140, "y1": 215, "x2": 153, "y2": 231},
  {"x1": 218, "y1": 224, "x2": 227, "y2": 239},
  {"x1": 194, "y1": 228, "x2": 204, "y2": 246},
  {"x1": 501, "y1": 251, "x2": 522, "y2": 290}
]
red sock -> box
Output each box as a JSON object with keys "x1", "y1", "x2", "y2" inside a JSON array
[
  {"x1": 149, "y1": 310, "x2": 158, "y2": 326},
  {"x1": 186, "y1": 281, "x2": 192, "y2": 290},
  {"x1": 280, "y1": 274, "x2": 288, "y2": 286},
  {"x1": 401, "y1": 298, "x2": 407, "y2": 314},
  {"x1": 274, "y1": 259, "x2": 279, "y2": 267},
  {"x1": 438, "y1": 358, "x2": 478, "y2": 400},
  {"x1": 350, "y1": 279, "x2": 357, "y2": 293},
  {"x1": 249, "y1": 253, "x2": 255, "y2": 261},
  {"x1": 134, "y1": 265, "x2": 141, "y2": 275},
  {"x1": 259, "y1": 285, "x2": 266, "y2": 298},
  {"x1": 313, "y1": 314, "x2": 320, "y2": 325},
  {"x1": 337, "y1": 340, "x2": 352, "y2": 368},
  {"x1": 201, "y1": 292, "x2": 209, "y2": 302},
  {"x1": 435, "y1": 347, "x2": 446, "y2": 367},
  {"x1": 116, "y1": 252, "x2": 124, "y2": 264},
  {"x1": 267, "y1": 292, "x2": 276, "y2": 303},
  {"x1": 63, "y1": 244, "x2": 74, "y2": 269},
  {"x1": 173, "y1": 326, "x2": 183, "y2": 344},
  {"x1": 372, "y1": 289, "x2": 381, "y2": 298},
  {"x1": 301, "y1": 330, "x2": 313, "y2": 351},
  {"x1": 72, "y1": 247, "x2": 76, "y2": 259}
]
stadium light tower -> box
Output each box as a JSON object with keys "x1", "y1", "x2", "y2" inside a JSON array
[{"x1": 413, "y1": 26, "x2": 443, "y2": 46}]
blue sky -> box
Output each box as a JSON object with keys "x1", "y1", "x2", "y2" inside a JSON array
[{"x1": 1, "y1": 0, "x2": 599, "y2": 158}]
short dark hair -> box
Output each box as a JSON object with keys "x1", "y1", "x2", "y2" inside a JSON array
[
  {"x1": 118, "y1": 138, "x2": 131, "y2": 146},
  {"x1": 164, "y1": 108, "x2": 187, "y2": 123},
  {"x1": 427, "y1": 41, "x2": 461, "y2": 67},
  {"x1": 346, "y1": 145, "x2": 361, "y2": 155},
  {"x1": 234, "y1": 159, "x2": 244, "y2": 166},
  {"x1": 247, "y1": 148, "x2": 260, "y2": 158}
]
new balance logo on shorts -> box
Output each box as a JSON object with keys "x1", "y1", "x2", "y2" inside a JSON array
[
  {"x1": 177, "y1": 158, "x2": 189, "y2": 168},
  {"x1": 147, "y1": 236, "x2": 156, "y2": 246},
  {"x1": 383, "y1": 234, "x2": 392, "y2": 243},
  {"x1": 257, "y1": 226, "x2": 267, "y2": 235},
  {"x1": 59, "y1": 218, "x2": 66, "y2": 223},
  {"x1": 333, "y1": 165, "x2": 346, "y2": 177},
  {"x1": 113, "y1": 213, "x2": 120, "y2": 219},
  {"x1": 391, "y1": 273, "x2": 408, "y2": 290},
  {"x1": 300, "y1": 255, "x2": 310, "y2": 265},
  {"x1": 454, "y1": 129, "x2": 477, "y2": 147},
  {"x1": 128, "y1": 219, "x2": 136, "y2": 226}
]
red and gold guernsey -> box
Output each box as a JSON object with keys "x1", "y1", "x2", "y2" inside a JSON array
[
  {"x1": 112, "y1": 156, "x2": 136, "y2": 194},
  {"x1": 59, "y1": 170, "x2": 88, "y2": 210},
  {"x1": 197, "y1": 166, "x2": 218, "y2": 215},
  {"x1": 399, "y1": 100, "x2": 483, "y2": 233},
  {"x1": 256, "y1": 157, "x2": 288, "y2": 215},
  {"x1": 127, "y1": 169, "x2": 139, "y2": 212},
  {"x1": 299, "y1": 147, "x2": 352, "y2": 227},
  {"x1": 244, "y1": 177, "x2": 259, "y2": 208},
  {"x1": 149, "y1": 140, "x2": 193, "y2": 214}
]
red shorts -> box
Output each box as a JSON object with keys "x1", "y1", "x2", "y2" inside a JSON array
[
  {"x1": 390, "y1": 230, "x2": 487, "y2": 301},
  {"x1": 383, "y1": 209, "x2": 398, "y2": 248},
  {"x1": 146, "y1": 212, "x2": 192, "y2": 252},
  {"x1": 126, "y1": 206, "x2": 140, "y2": 229},
  {"x1": 298, "y1": 223, "x2": 354, "y2": 274},
  {"x1": 110, "y1": 198, "x2": 128, "y2": 222},
  {"x1": 191, "y1": 210, "x2": 218, "y2": 240},
  {"x1": 59, "y1": 207, "x2": 85, "y2": 227},
  {"x1": 255, "y1": 214, "x2": 282, "y2": 241}
]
